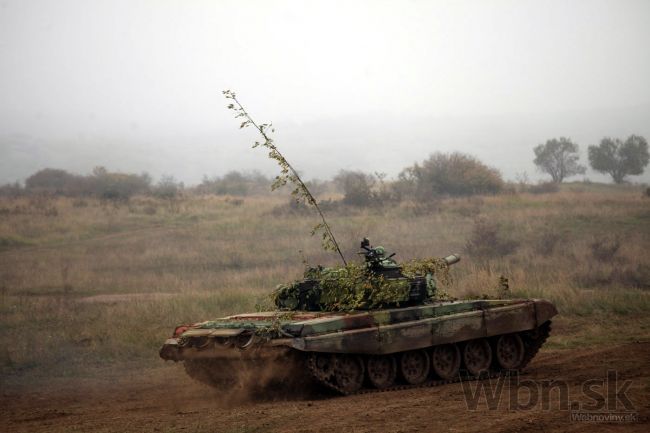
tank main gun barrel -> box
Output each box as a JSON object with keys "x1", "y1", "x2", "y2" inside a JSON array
[{"x1": 443, "y1": 254, "x2": 461, "y2": 266}]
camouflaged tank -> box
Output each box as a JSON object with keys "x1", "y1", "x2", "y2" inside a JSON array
[{"x1": 160, "y1": 239, "x2": 557, "y2": 395}]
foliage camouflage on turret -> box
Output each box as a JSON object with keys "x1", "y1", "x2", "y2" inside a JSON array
[{"x1": 272, "y1": 257, "x2": 452, "y2": 311}]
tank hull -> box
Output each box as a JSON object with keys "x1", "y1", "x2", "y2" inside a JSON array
[{"x1": 160, "y1": 298, "x2": 556, "y2": 394}]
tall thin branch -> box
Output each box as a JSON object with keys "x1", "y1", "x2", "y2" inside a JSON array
[{"x1": 223, "y1": 90, "x2": 347, "y2": 266}]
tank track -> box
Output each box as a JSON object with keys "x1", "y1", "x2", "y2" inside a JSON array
[
  {"x1": 307, "y1": 320, "x2": 552, "y2": 396},
  {"x1": 519, "y1": 320, "x2": 552, "y2": 370},
  {"x1": 182, "y1": 321, "x2": 552, "y2": 397}
]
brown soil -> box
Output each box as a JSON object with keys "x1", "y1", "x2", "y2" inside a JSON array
[{"x1": 2, "y1": 343, "x2": 649, "y2": 433}]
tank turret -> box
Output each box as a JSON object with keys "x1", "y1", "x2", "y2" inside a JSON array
[{"x1": 273, "y1": 239, "x2": 460, "y2": 311}]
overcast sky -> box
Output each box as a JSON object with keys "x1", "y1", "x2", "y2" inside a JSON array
[{"x1": 1, "y1": 0, "x2": 649, "y2": 184}]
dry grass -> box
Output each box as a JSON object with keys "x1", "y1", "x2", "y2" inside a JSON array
[{"x1": 1, "y1": 183, "x2": 649, "y2": 381}]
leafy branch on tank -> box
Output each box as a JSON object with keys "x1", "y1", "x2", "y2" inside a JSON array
[
  {"x1": 252, "y1": 311, "x2": 299, "y2": 340},
  {"x1": 223, "y1": 89, "x2": 347, "y2": 265},
  {"x1": 401, "y1": 258, "x2": 452, "y2": 290},
  {"x1": 272, "y1": 240, "x2": 457, "y2": 312}
]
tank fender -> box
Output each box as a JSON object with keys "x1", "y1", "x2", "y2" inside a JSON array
[
  {"x1": 181, "y1": 328, "x2": 245, "y2": 338},
  {"x1": 484, "y1": 302, "x2": 537, "y2": 336},
  {"x1": 291, "y1": 299, "x2": 557, "y2": 355},
  {"x1": 534, "y1": 299, "x2": 558, "y2": 325}
]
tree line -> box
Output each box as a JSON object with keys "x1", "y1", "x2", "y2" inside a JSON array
[
  {"x1": 533, "y1": 134, "x2": 649, "y2": 183},
  {"x1": 0, "y1": 153, "x2": 505, "y2": 204},
  {"x1": 0, "y1": 167, "x2": 277, "y2": 202},
  {"x1": 1, "y1": 133, "x2": 647, "y2": 204}
]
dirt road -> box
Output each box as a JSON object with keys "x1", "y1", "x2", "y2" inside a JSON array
[{"x1": 2, "y1": 343, "x2": 649, "y2": 433}]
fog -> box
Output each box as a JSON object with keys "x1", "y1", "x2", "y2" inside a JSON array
[{"x1": 1, "y1": 0, "x2": 649, "y2": 184}]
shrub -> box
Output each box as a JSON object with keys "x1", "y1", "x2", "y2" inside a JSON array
[
  {"x1": 334, "y1": 170, "x2": 375, "y2": 206},
  {"x1": 152, "y1": 175, "x2": 183, "y2": 200},
  {"x1": 25, "y1": 169, "x2": 86, "y2": 195},
  {"x1": 20, "y1": 167, "x2": 152, "y2": 200},
  {"x1": 450, "y1": 198, "x2": 483, "y2": 218},
  {"x1": 576, "y1": 264, "x2": 649, "y2": 289},
  {"x1": 399, "y1": 152, "x2": 504, "y2": 199},
  {"x1": 391, "y1": 175, "x2": 416, "y2": 201},
  {"x1": 618, "y1": 264, "x2": 650, "y2": 289},
  {"x1": 534, "y1": 229, "x2": 562, "y2": 256},
  {"x1": 197, "y1": 171, "x2": 269, "y2": 196},
  {"x1": 304, "y1": 179, "x2": 329, "y2": 198},
  {"x1": 590, "y1": 236, "x2": 621, "y2": 262},
  {"x1": 464, "y1": 219, "x2": 519, "y2": 260},
  {"x1": 90, "y1": 167, "x2": 151, "y2": 202},
  {"x1": 0, "y1": 182, "x2": 24, "y2": 198},
  {"x1": 272, "y1": 198, "x2": 308, "y2": 216}
]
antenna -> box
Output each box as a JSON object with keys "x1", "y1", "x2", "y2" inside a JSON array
[{"x1": 223, "y1": 90, "x2": 348, "y2": 266}]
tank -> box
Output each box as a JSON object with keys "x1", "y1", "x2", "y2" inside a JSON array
[{"x1": 159, "y1": 239, "x2": 557, "y2": 395}]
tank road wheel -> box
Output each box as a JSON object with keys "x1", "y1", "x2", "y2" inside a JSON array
[
  {"x1": 309, "y1": 353, "x2": 337, "y2": 381},
  {"x1": 400, "y1": 350, "x2": 430, "y2": 385},
  {"x1": 495, "y1": 334, "x2": 525, "y2": 370},
  {"x1": 234, "y1": 332, "x2": 256, "y2": 350},
  {"x1": 334, "y1": 355, "x2": 365, "y2": 394},
  {"x1": 432, "y1": 344, "x2": 461, "y2": 380},
  {"x1": 214, "y1": 336, "x2": 232, "y2": 348},
  {"x1": 463, "y1": 339, "x2": 492, "y2": 376},
  {"x1": 366, "y1": 355, "x2": 397, "y2": 389},
  {"x1": 193, "y1": 336, "x2": 212, "y2": 350}
]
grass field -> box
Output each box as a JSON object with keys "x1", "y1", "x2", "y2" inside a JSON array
[{"x1": 1, "y1": 183, "x2": 649, "y2": 383}]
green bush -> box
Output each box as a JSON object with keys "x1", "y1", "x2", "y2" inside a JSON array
[
  {"x1": 590, "y1": 236, "x2": 620, "y2": 262},
  {"x1": 334, "y1": 170, "x2": 375, "y2": 206},
  {"x1": 25, "y1": 168, "x2": 86, "y2": 195},
  {"x1": 152, "y1": 175, "x2": 183, "y2": 199},
  {"x1": 196, "y1": 171, "x2": 269, "y2": 196},
  {"x1": 24, "y1": 167, "x2": 151, "y2": 201},
  {"x1": 90, "y1": 167, "x2": 151, "y2": 202},
  {"x1": 399, "y1": 152, "x2": 504, "y2": 198},
  {"x1": 464, "y1": 218, "x2": 519, "y2": 260},
  {"x1": 0, "y1": 182, "x2": 24, "y2": 198}
]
